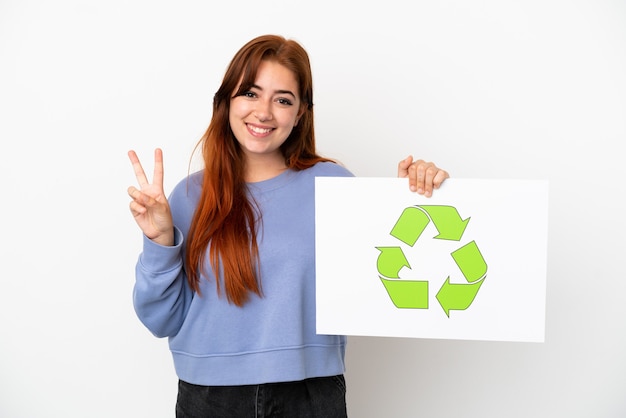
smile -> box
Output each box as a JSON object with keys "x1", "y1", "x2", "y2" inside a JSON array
[{"x1": 247, "y1": 124, "x2": 273, "y2": 135}]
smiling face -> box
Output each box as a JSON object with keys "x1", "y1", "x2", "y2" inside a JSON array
[{"x1": 229, "y1": 60, "x2": 302, "y2": 173}]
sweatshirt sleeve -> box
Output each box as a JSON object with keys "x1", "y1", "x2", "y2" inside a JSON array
[{"x1": 132, "y1": 226, "x2": 193, "y2": 338}]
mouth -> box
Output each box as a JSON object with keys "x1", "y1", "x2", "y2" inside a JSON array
[{"x1": 247, "y1": 124, "x2": 274, "y2": 136}]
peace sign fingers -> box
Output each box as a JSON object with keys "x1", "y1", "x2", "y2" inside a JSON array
[
  {"x1": 126, "y1": 148, "x2": 174, "y2": 246},
  {"x1": 128, "y1": 149, "x2": 162, "y2": 189}
]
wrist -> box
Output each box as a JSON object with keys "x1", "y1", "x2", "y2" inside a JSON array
[{"x1": 151, "y1": 229, "x2": 175, "y2": 247}]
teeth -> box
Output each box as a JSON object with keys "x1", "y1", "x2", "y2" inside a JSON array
[{"x1": 249, "y1": 125, "x2": 272, "y2": 134}]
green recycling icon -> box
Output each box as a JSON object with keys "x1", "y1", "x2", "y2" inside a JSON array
[{"x1": 375, "y1": 205, "x2": 487, "y2": 317}]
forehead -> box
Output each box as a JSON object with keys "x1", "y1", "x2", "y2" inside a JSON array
[{"x1": 246, "y1": 60, "x2": 300, "y2": 92}]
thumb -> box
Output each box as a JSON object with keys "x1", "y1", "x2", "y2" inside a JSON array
[{"x1": 397, "y1": 155, "x2": 413, "y2": 177}]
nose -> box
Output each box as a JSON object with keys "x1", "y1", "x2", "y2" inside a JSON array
[{"x1": 254, "y1": 99, "x2": 273, "y2": 122}]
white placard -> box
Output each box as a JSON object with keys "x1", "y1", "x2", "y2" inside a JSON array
[{"x1": 315, "y1": 178, "x2": 549, "y2": 342}]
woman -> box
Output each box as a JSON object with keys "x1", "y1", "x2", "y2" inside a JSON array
[{"x1": 128, "y1": 34, "x2": 449, "y2": 417}]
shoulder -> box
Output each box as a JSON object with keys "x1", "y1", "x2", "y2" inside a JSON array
[
  {"x1": 306, "y1": 161, "x2": 354, "y2": 178},
  {"x1": 169, "y1": 171, "x2": 203, "y2": 203},
  {"x1": 168, "y1": 171, "x2": 203, "y2": 232}
]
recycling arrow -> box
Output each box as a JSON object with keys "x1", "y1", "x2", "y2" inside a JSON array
[
  {"x1": 419, "y1": 205, "x2": 470, "y2": 241},
  {"x1": 380, "y1": 277, "x2": 429, "y2": 309},
  {"x1": 390, "y1": 205, "x2": 470, "y2": 245},
  {"x1": 452, "y1": 240, "x2": 487, "y2": 283},
  {"x1": 435, "y1": 277, "x2": 485, "y2": 317},
  {"x1": 390, "y1": 207, "x2": 429, "y2": 246},
  {"x1": 376, "y1": 247, "x2": 410, "y2": 278}
]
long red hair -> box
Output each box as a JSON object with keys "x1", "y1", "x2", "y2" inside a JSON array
[{"x1": 186, "y1": 35, "x2": 333, "y2": 306}]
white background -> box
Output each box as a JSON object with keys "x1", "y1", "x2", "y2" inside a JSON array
[{"x1": 1, "y1": 1, "x2": 624, "y2": 417}]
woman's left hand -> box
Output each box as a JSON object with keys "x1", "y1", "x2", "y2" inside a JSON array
[{"x1": 398, "y1": 155, "x2": 450, "y2": 197}]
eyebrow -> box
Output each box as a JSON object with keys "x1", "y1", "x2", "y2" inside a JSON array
[{"x1": 250, "y1": 84, "x2": 297, "y2": 99}]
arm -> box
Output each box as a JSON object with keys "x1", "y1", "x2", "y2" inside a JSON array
[
  {"x1": 127, "y1": 149, "x2": 191, "y2": 337},
  {"x1": 133, "y1": 227, "x2": 191, "y2": 338},
  {"x1": 397, "y1": 155, "x2": 449, "y2": 197}
]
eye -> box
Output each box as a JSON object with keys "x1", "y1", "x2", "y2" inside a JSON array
[
  {"x1": 242, "y1": 90, "x2": 257, "y2": 98},
  {"x1": 277, "y1": 97, "x2": 293, "y2": 106}
]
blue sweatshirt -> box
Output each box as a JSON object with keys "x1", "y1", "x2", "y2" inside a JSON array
[{"x1": 133, "y1": 162, "x2": 354, "y2": 386}]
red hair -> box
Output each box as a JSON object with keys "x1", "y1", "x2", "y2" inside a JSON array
[{"x1": 186, "y1": 35, "x2": 333, "y2": 306}]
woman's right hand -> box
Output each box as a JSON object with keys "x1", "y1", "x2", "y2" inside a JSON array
[{"x1": 127, "y1": 148, "x2": 174, "y2": 246}]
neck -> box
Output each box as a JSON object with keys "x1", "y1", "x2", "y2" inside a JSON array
[{"x1": 244, "y1": 154, "x2": 288, "y2": 183}]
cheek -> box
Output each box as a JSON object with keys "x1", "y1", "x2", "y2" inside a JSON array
[
  {"x1": 229, "y1": 98, "x2": 250, "y2": 119},
  {"x1": 279, "y1": 110, "x2": 301, "y2": 128}
]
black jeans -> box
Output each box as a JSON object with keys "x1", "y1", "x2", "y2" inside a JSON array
[{"x1": 175, "y1": 375, "x2": 347, "y2": 418}]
